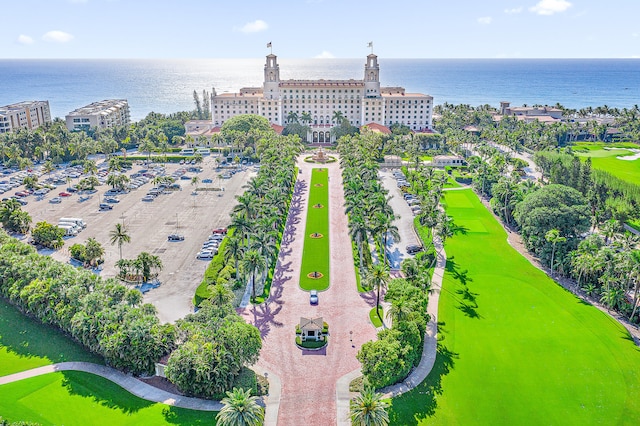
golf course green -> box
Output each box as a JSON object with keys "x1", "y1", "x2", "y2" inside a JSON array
[
  {"x1": 388, "y1": 188, "x2": 640, "y2": 425},
  {"x1": 299, "y1": 168, "x2": 330, "y2": 291},
  {"x1": 574, "y1": 142, "x2": 640, "y2": 184}
]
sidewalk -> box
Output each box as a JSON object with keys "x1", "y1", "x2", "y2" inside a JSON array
[{"x1": 0, "y1": 362, "x2": 222, "y2": 411}]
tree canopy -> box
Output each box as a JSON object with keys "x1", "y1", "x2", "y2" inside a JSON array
[{"x1": 514, "y1": 184, "x2": 590, "y2": 264}]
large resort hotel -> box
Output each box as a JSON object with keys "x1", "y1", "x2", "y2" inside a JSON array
[{"x1": 186, "y1": 53, "x2": 434, "y2": 144}]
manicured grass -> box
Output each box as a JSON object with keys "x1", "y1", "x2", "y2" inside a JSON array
[
  {"x1": 573, "y1": 142, "x2": 640, "y2": 184},
  {"x1": 299, "y1": 168, "x2": 330, "y2": 291},
  {"x1": 388, "y1": 188, "x2": 640, "y2": 425},
  {"x1": 369, "y1": 307, "x2": 384, "y2": 328},
  {"x1": 0, "y1": 371, "x2": 215, "y2": 425},
  {"x1": 0, "y1": 298, "x2": 103, "y2": 376}
]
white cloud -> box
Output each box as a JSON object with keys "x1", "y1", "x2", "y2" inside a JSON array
[
  {"x1": 477, "y1": 16, "x2": 492, "y2": 25},
  {"x1": 42, "y1": 30, "x2": 74, "y2": 43},
  {"x1": 314, "y1": 51, "x2": 335, "y2": 59},
  {"x1": 235, "y1": 20, "x2": 268, "y2": 34},
  {"x1": 529, "y1": 0, "x2": 572, "y2": 15},
  {"x1": 633, "y1": 33, "x2": 639, "y2": 38},
  {"x1": 504, "y1": 7, "x2": 523, "y2": 14},
  {"x1": 17, "y1": 34, "x2": 34, "y2": 45}
]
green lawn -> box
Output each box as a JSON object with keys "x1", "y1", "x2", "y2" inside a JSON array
[
  {"x1": 388, "y1": 189, "x2": 640, "y2": 425},
  {"x1": 573, "y1": 142, "x2": 640, "y2": 184},
  {"x1": 369, "y1": 307, "x2": 384, "y2": 328},
  {"x1": 0, "y1": 298, "x2": 103, "y2": 376},
  {"x1": 0, "y1": 371, "x2": 215, "y2": 425},
  {"x1": 299, "y1": 168, "x2": 330, "y2": 291}
]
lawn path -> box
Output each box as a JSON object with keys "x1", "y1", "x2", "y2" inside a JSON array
[
  {"x1": 0, "y1": 361, "x2": 221, "y2": 411},
  {"x1": 239, "y1": 156, "x2": 377, "y2": 426}
]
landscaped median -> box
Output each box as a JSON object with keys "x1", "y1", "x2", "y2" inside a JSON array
[
  {"x1": 299, "y1": 168, "x2": 330, "y2": 291},
  {"x1": 388, "y1": 188, "x2": 640, "y2": 424}
]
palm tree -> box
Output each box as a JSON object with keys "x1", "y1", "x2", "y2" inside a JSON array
[
  {"x1": 349, "y1": 387, "x2": 389, "y2": 426},
  {"x1": 300, "y1": 111, "x2": 312, "y2": 125},
  {"x1": 241, "y1": 249, "x2": 267, "y2": 302},
  {"x1": 109, "y1": 222, "x2": 131, "y2": 260},
  {"x1": 223, "y1": 235, "x2": 244, "y2": 277},
  {"x1": 136, "y1": 251, "x2": 163, "y2": 282},
  {"x1": 191, "y1": 176, "x2": 200, "y2": 206},
  {"x1": 286, "y1": 111, "x2": 299, "y2": 124},
  {"x1": 545, "y1": 229, "x2": 566, "y2": 277},
  {"x1": 364, "y1": 263, "x2": 390, "y2": 325},
  {"x1": 84, "y1": 237, "x2": 104, "y2": 267},
  {"x1": 216, "y1": 387, "x2": 264, "y2": 426},
  {"x1": 208, "y1": 283, "x2": 235, "y2": 307}
]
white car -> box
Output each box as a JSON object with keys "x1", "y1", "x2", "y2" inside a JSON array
[{"x1": 196, "y1": 251, "x2": 215, "y2": 260}]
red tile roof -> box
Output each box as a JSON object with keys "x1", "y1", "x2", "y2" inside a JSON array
[
  {"x1": 361, "y1": 122, "x2": 391, "y2": 134},
  {"x1": 271, "y1": 123, "x2": 285, "y2": 134}
]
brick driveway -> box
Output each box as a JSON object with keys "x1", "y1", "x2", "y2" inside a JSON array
[{"x1": 239, "y1": 156, "x2": 377, "y2": 425}]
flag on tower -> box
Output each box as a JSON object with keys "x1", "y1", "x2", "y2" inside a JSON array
[
  {"x1": 267, "y1": 42, "x2": 272, "y2": 48},
  {"x1": 367, "y1": 41, "x2": 373, "y2": 48}
]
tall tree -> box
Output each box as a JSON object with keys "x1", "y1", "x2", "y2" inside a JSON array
[
  {"x1": 109, "y1": 222, "x2": 131, "y2": 260},
  {"x1": 365, "y1": 263, "x2": 390, "y2": 325}
]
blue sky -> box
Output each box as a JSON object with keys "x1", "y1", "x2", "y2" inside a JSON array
[{"x1": 3, "y1": 0, "x2": 639, "y2": 59}]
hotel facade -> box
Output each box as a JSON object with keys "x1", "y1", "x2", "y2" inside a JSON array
[
  {"x1": 187, "y1": 53, "x2": 433, "y2": 144},
  {"x1": 0, "y1": 101, "x2": 52, "y2": 134}
]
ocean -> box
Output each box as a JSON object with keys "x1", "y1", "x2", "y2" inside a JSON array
[{"x1": 1, "y1": 58, "x2": 639, "y2": 122}]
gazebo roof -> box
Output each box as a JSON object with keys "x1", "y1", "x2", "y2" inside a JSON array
[{"x1": 299, "y1": 317, "x2": 324, "y2": 331}]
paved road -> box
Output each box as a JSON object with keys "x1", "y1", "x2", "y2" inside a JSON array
[
  {"x1": 487, "y1": 142, "x2": 542, "y2": 181},
  {"x1": 239, "y1": 157, "x2": 377, "y2": 426},
  {"x1": 17, "y1": 156, "x2": 253, "y2": 323}
]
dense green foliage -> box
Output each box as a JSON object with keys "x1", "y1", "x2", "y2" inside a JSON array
[
  {"x1": 0, "y1": 231, "x2": 175, "y2": 375},
  {"x1": 165, "y1": 301, "x2": 261, "y2": 399},
  {"x1": 513, "y1": 184, "x2": 590, "y2": 267},
  {"x1": 0, "y1": 199, "x2": 32, "y2": 234},
  {"x1": 31, "y1": 221, "x2": 65, "y2": 249},
  {"x1": 338, "y1": 130, "x2": 397, "y2": 277},
  {"x1": 224, "y1": 132, "x2": 302, "y2": 303}
]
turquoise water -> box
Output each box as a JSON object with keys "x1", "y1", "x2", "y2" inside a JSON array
[{"x1": 1, "y1": 58, "x2": 638, "y2": 121}]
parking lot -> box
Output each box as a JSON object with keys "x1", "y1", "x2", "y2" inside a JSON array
[
  {"x1": 378, "y1": 168, "x2": 422, "y2": 269},
  {"x1": 7, "y1": 155, "x2": 254, "y2": 323}
]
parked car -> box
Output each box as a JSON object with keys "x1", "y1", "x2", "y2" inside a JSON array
[
  {"x1": 212, "y1": 227, "x2": 228, "y2": 234},
  {"x1": 49, "y1": 197, "x2": 62, "y2": 204},
  {"x1": 141, "y1": 195, "x2": 155, "y2": 202},
  {"x1": 168, "y1": 233, "x2": 185, "y2": 241},
  {"x1": 196, "y1": 251, "x2": 215, "y2": 260},
  {"x1": 99, "y1": 203, "x2": 113, "y2": 210},
  {"x1": 202, "y1": 178, "x2": 213, "y2": 184},
  {"x1": 58, "y1": 191, "x2": 72, "y2": 197},
  {"x1": 406, "y1": 244, "x2": 424, "y2": 255},
  {"x1": 310, "y1": 290, "x2": 318, "y2": 305},
  {"x1": 104, "y1": 197, "x2": 120, "y2": 203}
]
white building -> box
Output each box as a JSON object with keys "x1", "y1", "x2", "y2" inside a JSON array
[
  {"x1": 65, "y1": 99, "x2": 130, "y2": 131},
  {"x1": 0, "y1": 101, "x2": 51, "y2": 134},
  {"x1": 202, "y1": 53, "x2": 433, "y2": 143}
]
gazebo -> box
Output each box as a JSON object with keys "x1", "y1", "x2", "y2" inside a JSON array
[{"x1": 299, "y1": 317, "x2": 324, "y2": 342}]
